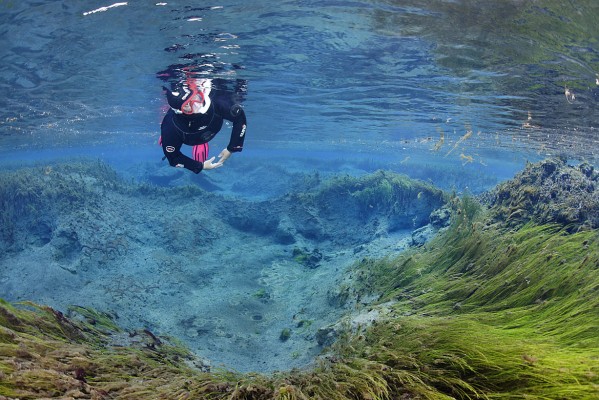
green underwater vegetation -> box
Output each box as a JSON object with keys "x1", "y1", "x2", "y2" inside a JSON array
[{"x1": 1, "y1": 158, "x2": 598, "y2": 399}]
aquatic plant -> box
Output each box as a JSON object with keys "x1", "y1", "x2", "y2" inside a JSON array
[
  {"x1": 330, "y1": 161, "x2": 599, "y2": 398},
  {"x1": 1, "y1": 159, "x2": 597, "y2": 399}
]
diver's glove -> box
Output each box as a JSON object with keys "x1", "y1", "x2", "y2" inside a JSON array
[
  {"x1": 202, "y1": 157, "x2": 223, "y2": 170},
  {"x1": 217, "y1": 148, "x2": 231, "y2": 164}
]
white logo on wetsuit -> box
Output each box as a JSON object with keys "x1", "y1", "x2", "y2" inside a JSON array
[
  {"x1": 240, "y1": 124, "x2": 246, "y2": 137},
  {"x1": 166, "y1": 146, "x2": 175, "y2": 152}
]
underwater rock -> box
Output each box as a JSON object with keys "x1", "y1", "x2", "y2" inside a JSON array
[
  {"x1": 147, "y1": 168, "x2": 184, "y2": 186},
  {"x1": 315, "y1": 325, "x2": 338, "y2": 347},
  {"x1": 285, "y1": 198, "x2": 328, "y2": 241},
  {"x1": 578, "y1": 162, "x2": 594, "y2": 178},
  {"x1": 191, "y1": 173, "x2": 225, "y2": 192},
  {"x1": 279, "y1": 328, "x2": 291, "y2": 342},
  {"x1": 486, "y1": 158, "x2": 599, "y2": 230},
  {"x1": 430, "y1": 206, "x2": 451, "y2": 228},
  {"x1": 327, "y1": 283, "x2": 351, "y2": 308},
  {"x1": 411, "y1": 225, "x2": 435, "y2": 247},
  {"x1": 51, "y1": 227, "x2": 82, "y2": 263},
  {"x1": 2, "y1": 162, "x2": 445, "y2": 260},
  {"x1": 410, "y1": 207, "x2": 451, "y2": 246},
  {"x1": 226, "y1": 201, "x2": 280, "y2": 235},
  {"x1": 316, "y1": 306, "x2": 389, "y2": 347},
  {"x1": 284, "y1": 170, "x2": 447, "y2": 245},
  {"x1": 274, "y1": 227, "x2": 296, "y2": 244},
  {"x1": 292, "y1": 247, "x2": 323, "y2": 269},
  {"x1": 0, "y1": 162, "x2": 118, "y2": 255}
]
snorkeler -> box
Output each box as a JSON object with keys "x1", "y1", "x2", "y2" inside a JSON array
[{"x1": 159, "y1": 78, "x2": 247, "y2": 174}]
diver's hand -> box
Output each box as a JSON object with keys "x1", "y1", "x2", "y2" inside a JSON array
[
  {"x1": 203, "y1": 156, "x2": 223, "y2": 170},
  {"x1": 218, "y1": 148, "x2": 232, "y2": 164}
]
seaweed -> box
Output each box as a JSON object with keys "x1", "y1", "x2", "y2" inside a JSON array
[{"x1": 1, "y1": 159, "x2": 598, "y2": 399}]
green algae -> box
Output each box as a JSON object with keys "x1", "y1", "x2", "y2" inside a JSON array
[
  {"x1": 1, "y1": 159, "x2": 598, "y2": 399},
  {"x1": 335, "y1": 192, "x2": 599, "y2": 398},
  {"x1": 315, "y1": 170, "x2": 446, "y2": 215},
  {"x1": 0, "y1": 301, "x2": 223, "y2": 399}
]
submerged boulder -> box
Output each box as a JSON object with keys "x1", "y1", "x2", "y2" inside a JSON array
[
  {"x1": 485, "y1": 158, "x2": 598, "y2": 230},
  {"x1": 283, "y1": 170, "x2": 448, "y2": 245},
  {"x1": 222, "y1": 170, "x2": 448, "y2": 246}
]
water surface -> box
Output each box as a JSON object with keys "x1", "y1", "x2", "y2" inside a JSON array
[{"x1": 1, "y1": 1, "x2": 596, "y2": 163}]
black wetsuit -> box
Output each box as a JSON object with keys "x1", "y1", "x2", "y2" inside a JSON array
[{"x1": 160, "y1": 92, "x2": 247, "y2": 173}]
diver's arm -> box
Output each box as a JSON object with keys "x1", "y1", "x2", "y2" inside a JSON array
[
  {"x1": 161, "y1": 115, "x2": 204, "y2": 174},
  {"x1": 163, "y1": 149, "x2": 204, "y2": 174},
  {"x1": 225, "y1": 104, "x2": 247, "y2": 153},
  {"x1": 163, "y1": 150, "x2": 221, "y2": 173},
  {"x1": 214, "y1": 97, "x2": 247, "y2": 153},
  {"x1": 218, "y1": 109, "x2": 245, "y2": 165}
]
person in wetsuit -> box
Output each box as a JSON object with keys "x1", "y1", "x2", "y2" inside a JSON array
[{"x1": 160, "y1": 78, "x2": 247, "y2": 173}]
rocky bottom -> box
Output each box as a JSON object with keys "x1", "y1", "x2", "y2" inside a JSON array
[{"x1": 0, "y1": 160, "x2": 449, "y2": 372}]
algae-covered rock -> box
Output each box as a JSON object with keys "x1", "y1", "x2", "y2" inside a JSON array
[
  {"x1": 0, "y1": 300, "x2": 215, "y2": 399},
  {"x1": 292, "y1": 247, "x2": 323, "y2": 269},
  {"x1": 485, "y1": 158, "x2": 599, "y2": 230},
  {"x1": 223, "y1": 170, "x2": 448, "y2": 246},
  {"x1": 284, "y1": 170, "x2": 448, "y2": 245},
  {"x1": 430, "y1": 206, "x2": 451, "y2": 228},
  {"x1": 411, "y1": 224, "x2": 435, "y2": 246},
  {"x1": 279, "y1": 328, "x2": 291, "y2": 342}
]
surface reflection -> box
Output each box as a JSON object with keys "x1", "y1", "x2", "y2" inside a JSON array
[{"x1": 0, "y1": 0, "x2": 596, "y2": 162}]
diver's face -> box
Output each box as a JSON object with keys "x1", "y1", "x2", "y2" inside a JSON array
[
  {"x1": 181, "y1": 94, "x2": 202, "y2": 113},
  {"x1": 181, "y1": 92, "x2": 204, "y2": 114},
  {"x1": 180, "y1": 78, "x2": 211, "y2": 114}
]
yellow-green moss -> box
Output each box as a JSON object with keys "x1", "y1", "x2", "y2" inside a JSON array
[
  {"x1": 1, "y1": 165, "x2": 598, "y2": 398},
  {"x1": 337, "y1": 194, "x2": 599, "y2": 398}
]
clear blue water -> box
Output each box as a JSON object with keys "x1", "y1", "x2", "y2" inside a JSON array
[
  {"x1": 2, "y1": 1, "x2": 596, "y2": 168},
  {"x1": 1, "y1": 0, "x2": 598, "y2": 372}
]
